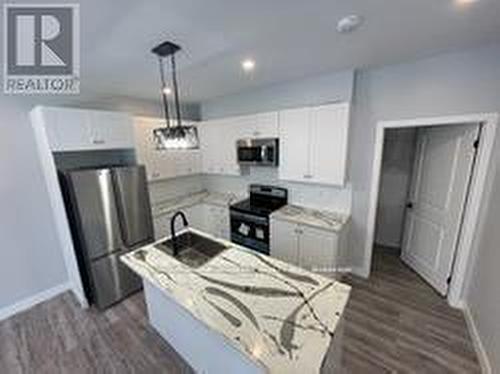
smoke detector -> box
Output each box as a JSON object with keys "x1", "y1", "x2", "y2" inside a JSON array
[{"x1": 337, "y1": 15, "x2": 363, "y2": 34}]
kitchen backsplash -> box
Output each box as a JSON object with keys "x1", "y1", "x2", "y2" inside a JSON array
[
  {"x1": 148, "y1": 168, "x2": 352, "y2": 214},
  {"x1": 148, "y1": 175, "x2": 204, "y2": 205},
  {"x1": 202, "y1": 167, "x2": 352, "y2": 214}
]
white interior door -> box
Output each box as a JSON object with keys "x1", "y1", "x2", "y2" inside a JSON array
[{"x1": 401, "y1": 124, "x2": 479, "y2": 295}]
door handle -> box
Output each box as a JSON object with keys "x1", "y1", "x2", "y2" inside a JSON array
[{"x1": 406, "y1": 202, "x2": 414, "y2": 209}]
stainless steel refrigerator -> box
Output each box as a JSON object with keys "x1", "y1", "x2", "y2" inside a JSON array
[{"x1": 60, "y1": 165, "x2": 154, "y2": 309}]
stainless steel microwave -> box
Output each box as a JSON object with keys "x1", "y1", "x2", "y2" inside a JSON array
[{"x1": 236, "y1": 138, "x2": 279, "y2": 166}]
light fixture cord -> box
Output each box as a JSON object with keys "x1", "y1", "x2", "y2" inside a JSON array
[
  {"x1": 170, "y1": 53, "x2": 182, "y2": 129},
  {"x1": 158, "y1": 56, "x2": 171, "y2": 129}
]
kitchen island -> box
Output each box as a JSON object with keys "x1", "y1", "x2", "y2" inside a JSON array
[{"x1": 121, "y1": 228, "x2": 350, "y2": 373}]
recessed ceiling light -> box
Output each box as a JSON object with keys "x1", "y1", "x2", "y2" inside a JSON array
[
  {"x1": 337, "y1": 15, "x2": 363, "y2": 34},
  {"x1": 162, "y1": 86, "x2": 172, "y2": 95},
  {"x1": 456, "y1": 0, "x2": 478, "y2": 5},
  {"x1": 241, "y1": 59, "x2": 256, "y2": 72}
]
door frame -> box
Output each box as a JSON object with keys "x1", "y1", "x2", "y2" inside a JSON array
[{"x1": 363, "y1": 112, "x2": 498, "y2": 308}]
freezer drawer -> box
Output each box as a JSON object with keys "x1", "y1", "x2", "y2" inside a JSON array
[
  {"x1": 90, "y1": 251, "x2": 142, "y2": 309},
  {"x1": 112, "y1": 166, "x2": 154, "y2": 247}
]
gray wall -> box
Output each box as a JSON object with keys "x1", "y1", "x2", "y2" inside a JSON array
[
  {"x1": 375, "y1": 128, "x2": 416, "y2": 248},
  {"x1": 349, "y1": 43, "x2": 500, "y2": 270},
  {"x1": 465, "y1": 132, "x2": 500, "y2": 371},
  {"x1": 0, "y1": 92, "x2": 199, "y2": 314},
  {"x1": 202, "y1": 70, "x2": 354, "y2": 119},
  {"x1": 0, "y1": 97, "x2": 68, "y2": 311},
  {"x1": 349, "y1": 43, "x2": 500, "y2": 370}
]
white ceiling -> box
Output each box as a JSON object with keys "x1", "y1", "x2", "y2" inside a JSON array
[{"x1": 51, "y1": 0, "x2": 500, "y2": 102}]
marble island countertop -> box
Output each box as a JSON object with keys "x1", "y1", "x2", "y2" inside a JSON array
[
  {"x1": 151, "y1": 190, "x2": 243, "y2": 218},
  {"x1": 121, "y1": 229, "x2": 351, "y2": 373},
  {"x1": 271, "y1": 205, "x2": 350, "y2": 232}
]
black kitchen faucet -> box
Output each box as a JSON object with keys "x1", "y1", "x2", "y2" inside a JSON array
[{"x1": 170, "y1": 211, "x2": 189, "y2": 256}]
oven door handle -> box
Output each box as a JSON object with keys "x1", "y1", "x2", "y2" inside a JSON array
[{"x1": 230, "y1": 210, "x2": 269, "y2": 225}]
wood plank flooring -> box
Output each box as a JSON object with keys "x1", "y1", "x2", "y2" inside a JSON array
[{"x1": 0, "y1": 249, "x2": 480, "y2": 373}]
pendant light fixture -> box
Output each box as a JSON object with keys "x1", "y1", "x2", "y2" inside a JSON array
[{"x1": 151, "y1": 41, "x2": 199, "y2": 150}]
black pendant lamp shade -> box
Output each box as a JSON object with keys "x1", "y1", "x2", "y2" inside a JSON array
[{"x1": 151, "y1": 41, "x2": 199, "y2": 150}]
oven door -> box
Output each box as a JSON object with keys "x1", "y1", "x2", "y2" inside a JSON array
[{"x1": 230, "y1": 210, "x2": 269, "y2": 254}]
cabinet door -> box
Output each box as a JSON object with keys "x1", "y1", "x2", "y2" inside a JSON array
[
  {"x1": 270, "y1": 219, "x2": 299, "y2": 266},
  {"x1": 90, "y1": 111, "x2": 134, "y2": 149},
  {"x1": 298, "y1": 225, "x2": 338, "y2": 273},
  {"x1": 309, "y1": 103, "x2": 350, "y2": 186},
  {"x1": 43, "y1": 107, "x2": 93, "y2": 151},
  {"x1": 278, "y1": 107, "x2": 311, "y2": 182},
  {"x1": 200, "y1": 120, "x2": 240, "y2": 176},
  {"x1": 255, "y1": 112, "x2": 279, "y2": 138}
]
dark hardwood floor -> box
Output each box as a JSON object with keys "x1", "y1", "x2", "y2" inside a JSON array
[{"x1": 0, "y1": 249, "x2": 480, "y2": 373}]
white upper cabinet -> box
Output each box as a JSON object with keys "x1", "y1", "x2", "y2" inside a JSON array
[
  {"x1": 36, "y1": 106, "x2": 135, "y2": 151},
  {"x1": 133, "y1": 116, "x2": 201, "y2": 181},
  {"x1": 39, "y1": 107, "x2": 92, "y2": 151},
  {"x1": 234, "y1": 112, "x2": 279, "y2": 139},
  {"x1": 89, "y1": 111, "x2": 134, "y2": 149},
  {"x1": 278, "y1": 102, "x2": 350, "y2": 186},
  {"x1": 309, "y1": 103, "x2": 350, "y2": 185},
  {"x1": 278, "y1": 107, "x2": 311, "y2": 182},
  {"x1": 199, "y1": 119, "x2": 240, "y2": 176}
]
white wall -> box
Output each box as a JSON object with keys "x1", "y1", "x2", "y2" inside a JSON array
[{"x1": 374, "y1": 128, "x2": 416, "y2": 248}]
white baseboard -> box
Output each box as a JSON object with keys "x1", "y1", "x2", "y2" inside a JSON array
[
  {"x1": 463, "y1": 304, "x2": 492, "y2": 374},
  {"x1": 0, "y1": 283, "x2": 70, "y2": 322}
]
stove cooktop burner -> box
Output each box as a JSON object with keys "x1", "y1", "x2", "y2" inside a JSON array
[{"x1": 230, "y1": 198, "x2": 284, "y2": 217}]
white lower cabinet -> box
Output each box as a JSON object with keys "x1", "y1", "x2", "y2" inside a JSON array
[
  {"x1": 153, "y1": 203, "x2": 229, "y2": 241},
  {"x1": 270, "y1": 218, "x2": 340, "y2": 273},
  {"x1": 270, "y1": 219, "x2": 299, "y2": 265}
]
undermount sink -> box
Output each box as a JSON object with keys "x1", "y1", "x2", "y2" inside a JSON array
[{"x1": 155, "y1": 231, "x2": 227, "y2": 268}]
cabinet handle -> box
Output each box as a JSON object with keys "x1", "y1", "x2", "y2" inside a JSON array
[
  {"x1": 93, "y1": 139, "x2": 105, "y2": 145},
  {"x1": 303, "y1": 174, "x2": 313, "y2": 179}
]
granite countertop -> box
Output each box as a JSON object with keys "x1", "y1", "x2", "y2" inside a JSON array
[
  {"x1": 271, "y1": 205, "x2": 350, "y2": 232},
  {"x1": 121, "y1": 229, "x2": 351, "y2": 373},
  {"x1": 151, "y1": 190, "x2": 243, "y2": 218}
]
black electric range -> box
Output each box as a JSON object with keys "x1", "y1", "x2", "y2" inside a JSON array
[{"x1": 230, "y1": 185, "x2": 288, "y2": 255}]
